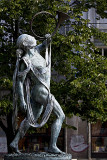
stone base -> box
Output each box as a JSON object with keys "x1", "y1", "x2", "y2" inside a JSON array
[{"x1": 4, "y1": 152, "x2": 72, "y2": 160}]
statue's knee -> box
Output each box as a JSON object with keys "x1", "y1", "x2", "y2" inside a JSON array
[
  {"x1": 60, "y1": 113, "x2": 65, "y2": 122},
  {"x1": 62, "y1": 113, "x2": 65, "y2": 121}
]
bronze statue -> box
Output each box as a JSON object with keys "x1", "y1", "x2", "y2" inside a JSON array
[
  {"x1": 10, "y1": 33, "x2": 65, "y2": 154},
  {"x1": 10, "y1": 11, "x2": 70, "y2": 154}
]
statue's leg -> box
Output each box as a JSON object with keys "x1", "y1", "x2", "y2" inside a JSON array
[
  {"x1": 10, "y1": 102, "x2": 43, "y2": 153},
  {"x1": 31, "y1": 87, "x2": 65, "y2": 153},
  {"x1": 31, "y1": 100, "x2": 44, "y2": 122},
  {"x1": 48, "y1": 95, "x2": 65, "y2": 154},
  {"x1": 10, "y1": 118, "x2": 30, "y2": 153},
  {"x1": 32, "y1": 89, "x2": 65, "y2": 153}
]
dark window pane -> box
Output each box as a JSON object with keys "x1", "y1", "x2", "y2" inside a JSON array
[
  {"x1": 95, "y1": 49, "x2": 102, "y2": 56},
  {"x1": 104, "y1": 49, "x2": 107, "y2": 57},
  {"x1": 92, "y1": 137, "x2": 107, "y2": 153},
  {"x1": 92, "y1": 121, "x2": 107, "y2": 136}
]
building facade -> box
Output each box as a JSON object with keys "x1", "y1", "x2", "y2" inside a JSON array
[{"x1": 65, "y1": 116, "x2": 107, "y2": 159}]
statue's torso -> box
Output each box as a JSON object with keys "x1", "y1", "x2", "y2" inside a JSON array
[
  {"x1": 24, "y1": 49, "x2": 50, "y2": 90},
  {"x1": 30, "y1": 50, "x2": 46, "y2": 68}
]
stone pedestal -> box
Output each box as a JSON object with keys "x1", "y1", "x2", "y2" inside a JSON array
[{"x1": 4, "y1": 152, "x2": 72, "y2": 160}]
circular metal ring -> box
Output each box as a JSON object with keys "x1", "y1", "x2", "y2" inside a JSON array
[{"x1": 31, "y1": 11, "x2": 57, "y2": 40}]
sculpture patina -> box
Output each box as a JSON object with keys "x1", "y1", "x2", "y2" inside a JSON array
[{"x1": 10, "y1": 33, "x2": 65, "y2": 154}]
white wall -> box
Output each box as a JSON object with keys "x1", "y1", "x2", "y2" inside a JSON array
[{"x1": 83, "y1": 8, "x2": 107, "y2": 30}]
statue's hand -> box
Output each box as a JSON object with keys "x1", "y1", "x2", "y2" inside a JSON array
[
  {"x1": 45, "y1": 34, "x2": 51, "y2": 40},
  {"x1": 20, "y1": 101, "x2": 27, "y2": 113}
]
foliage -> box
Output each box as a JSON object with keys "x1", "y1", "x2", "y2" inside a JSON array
[
  {"x1": 0, "y1": 1, "x2": 107, "y2": 152},
  {"x1": 50, "y1": 0, "x2": 107, "y2": 122},
  {"x1": 72, "y1": 0, "x2": 107, "y2": 18},
  {"x1": 0, "y1": 77, "x2": 13, "y2": 89}
]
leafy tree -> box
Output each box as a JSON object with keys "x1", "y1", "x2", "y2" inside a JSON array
[{"x1": 0, "y1": 0, "x2": 107, "y2": 153}]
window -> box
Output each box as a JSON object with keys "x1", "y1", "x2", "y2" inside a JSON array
[
  {"x1": 96, "y1": 48, "x2": 107, "y2": 57},
  {"x1": 91, "y1": 121, "x2": 107, "y2": 158}
]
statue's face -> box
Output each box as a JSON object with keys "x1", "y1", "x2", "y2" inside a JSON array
[{"x1": 27, "y1": 35, "x2": 36, "y2": 47}]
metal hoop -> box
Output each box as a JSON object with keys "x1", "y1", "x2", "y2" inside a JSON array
[{"x1": 31, "y1": 11, "x2": 57, "y2": 40}]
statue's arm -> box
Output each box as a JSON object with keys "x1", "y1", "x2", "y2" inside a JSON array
[
  {"x1": 36, "y1": 34, "x2": 51, "y2": 52},
  {"x1": 17, "y1": 61, "x2": 27, "y2": 112}
]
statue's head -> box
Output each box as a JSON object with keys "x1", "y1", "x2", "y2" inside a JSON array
[{"x1": 17, "y1": 34, "x2": 37, "y2": 50}]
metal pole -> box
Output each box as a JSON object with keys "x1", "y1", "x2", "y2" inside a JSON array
[{"x1": 88, "y1": 123, "x2": 92, "y2": 160}]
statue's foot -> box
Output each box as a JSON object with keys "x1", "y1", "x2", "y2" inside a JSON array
[
  {"x1": 47, "y1": 146, "x2": 65, "y2": 154},
  {"x1": 10, "y1": 143, "x2": 21, "y2": 154}
]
